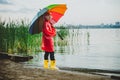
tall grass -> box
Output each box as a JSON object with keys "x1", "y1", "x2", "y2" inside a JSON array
[
  {"x1": 0, "y1": 20, "x2": 6, "y2": 52},
  {"x1": 55, "y1": 25, "x2": 69, "y2": 46},
  {"x1": 0, "y1": 19, "x2": 68, "y2": 55},
  {"x1": 0, "y1": 20, "x2": 26, "y2": 55}
]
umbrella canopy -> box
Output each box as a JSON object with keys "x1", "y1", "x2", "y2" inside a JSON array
[{"x1": 29, "y1": 4, "x2": 67, "y2": 35}]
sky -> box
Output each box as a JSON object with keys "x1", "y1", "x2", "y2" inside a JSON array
[{"x1": 0, "y1": 0, "x2": 120, "y2": 25}]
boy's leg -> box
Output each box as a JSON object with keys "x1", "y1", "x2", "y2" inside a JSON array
[
  {"x1": 44, "y1": 52, "x2": 49, "y2": 60},
  {"x1": 50, "y1": 52, "x2": 59, "y2": 70},
  {"x1": 44, "y1": 52, "x2": 49, "y2": 69},
  {"x1": 50, "y1": 52, "x2": 55, "y2": 60}
]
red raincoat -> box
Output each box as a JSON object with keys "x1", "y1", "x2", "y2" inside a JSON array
[{"x1": 41, "y1": 19, "x2": 56, "y2": 52}]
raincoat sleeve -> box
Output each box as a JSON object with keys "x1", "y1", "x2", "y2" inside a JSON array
[{"x1": 43, "y1": 22, "x2": 56, "y2": 37}]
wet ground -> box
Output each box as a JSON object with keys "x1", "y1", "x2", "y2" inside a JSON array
[{"x1": 0, "y1": 59, "x2": 112, "y2": 80}]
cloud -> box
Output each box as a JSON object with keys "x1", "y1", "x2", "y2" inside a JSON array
[
  {"x1": 0, "y1": 0, "x2": 11, "y2": 5},
  {"x1": 0, "y1": 7, "x2": 35, "y2": 14},
  {"x1": 0, "y1": 0, "x2": 120, "y2": 25}
]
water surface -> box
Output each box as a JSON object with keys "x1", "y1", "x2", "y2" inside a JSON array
[{"x1": 31, "y1": 29, "x2": 120, "y2": 71}]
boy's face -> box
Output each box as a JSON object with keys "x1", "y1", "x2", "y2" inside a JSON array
[{"x1": 45, "y1": 15, "x2": 52, "y2": 20}]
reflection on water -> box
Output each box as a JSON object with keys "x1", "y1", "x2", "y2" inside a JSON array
[{"x1": 31, "y1": 29, "x2": 120, "y2": 71}]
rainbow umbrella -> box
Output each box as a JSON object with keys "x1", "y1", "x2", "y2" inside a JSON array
[{"x1": 29, "y1": 4, "x2": 67, "y2": 34}]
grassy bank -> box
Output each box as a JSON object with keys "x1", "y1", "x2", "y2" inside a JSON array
[{"x1": 0, "y1": 19, "x2": 68, "y2": 55}]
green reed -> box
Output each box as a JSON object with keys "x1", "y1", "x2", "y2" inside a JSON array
[
  {"x1": 55, "y1": 25, "x2": 69, "y2": 46},
  {"x1": 0, "y1": 19, "x2": 68, "y2": 55}
]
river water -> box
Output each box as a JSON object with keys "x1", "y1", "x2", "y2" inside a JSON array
[{"x1": 30, "y1": 29, "x2": 120, "y2": 71}]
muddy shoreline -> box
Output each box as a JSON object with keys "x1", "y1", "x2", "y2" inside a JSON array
[
  {"x1": 0, "y1": 58, "x2": 112, "y2": 80},
  {"x1": 23, "y1": 63, "x2": 120, "y2": 80},
  {"x1": 0, "y1": 52, "x2": 119, "y2": 80}
]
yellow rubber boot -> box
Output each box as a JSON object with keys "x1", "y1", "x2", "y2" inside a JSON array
[
  {"x1": 44, "y1": 60, "x2": 49, "y2": 69},
  {"x1": 50, "y1": 60, "x2": 59, "y2": 70}
]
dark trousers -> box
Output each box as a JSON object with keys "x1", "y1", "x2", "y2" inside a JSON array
[{"x1": 44, "y1": 52, "x2": 55, "y2": 60}]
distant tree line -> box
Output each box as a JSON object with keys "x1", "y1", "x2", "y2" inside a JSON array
[{"x1": 56, "y1": 22, "x2": 120, "y2": 29}]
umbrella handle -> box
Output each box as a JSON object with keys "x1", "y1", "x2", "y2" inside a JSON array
[{"x1": 57, "y1": 32, "x2": 63, "y2": 40}]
